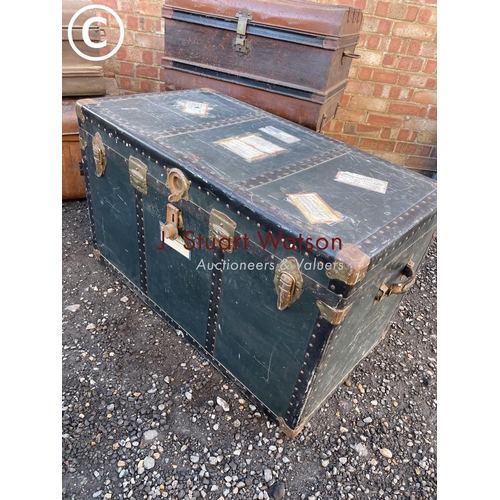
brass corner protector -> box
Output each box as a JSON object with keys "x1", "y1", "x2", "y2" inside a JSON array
[
  {"x1": 316, "y1": 301, "x2": 353, "y2": 325},
  {"x1": 75, "y1": 102, "x2": 85, "y2": 123},
  {"x1": 326, "y1": 244, "x2": 370, "y2": 285},
  {"x1": 277, "y1": 417, "x2": 308, "y2": 439}
]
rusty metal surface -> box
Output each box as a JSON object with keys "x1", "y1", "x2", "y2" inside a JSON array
[{"x1": 163, "y1": 0, "x2": 363, "y2": 38}]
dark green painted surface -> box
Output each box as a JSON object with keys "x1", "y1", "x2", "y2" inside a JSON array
[
  {"x1": 213, "y1": 246, "x2": 320, "y2": 418},
  {"x1": 143, "y1": 190, "x2": 213, "y2": 345},
  {"x1": 85, "y1": 126, "x2": 141, "y2": 287},
  {"x1": 300, "y1": 225, "x2": 436, "y2": 422},
  {"x1": 78, "y1": 90, "x2": 437, "y2": 432}
]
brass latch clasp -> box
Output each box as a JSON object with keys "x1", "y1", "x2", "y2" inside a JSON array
[
  {"x1": 162, "y1": 204, "x2": 184, "y2": 240},
  {"x1": 274, "y1": 257, "x2": 304, "y2": 311},
  {"x1": 234, "y1": 9, "x2": 252, "y2": 54}
]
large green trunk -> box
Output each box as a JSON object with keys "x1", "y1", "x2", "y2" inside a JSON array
[{"x1": 78, "y1": 89, "x2": 436, "y2": 436}]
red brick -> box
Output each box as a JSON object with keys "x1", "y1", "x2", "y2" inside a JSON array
[
  {"x1": 371, "y1": 151, "x2": 407, "y2": 166},
  {"x1": 419, "y1": 8, "x2": 437, "y2": 25},
  {"x1": 118, "y1": 1, "x2": 134, "y2": 12},
  {"x1": 126, "y1": 15, "x2": 139, "y2": 31},
  {"x1": 378, "y1": 19, "x2": 392, "y2": 34},
  {"x1": 382, "y1": 54, "x2": 396, "y2": 67},
  {"x1": 389, "y1": 103, "x2": 427, "y2": 117},
  {"x1": 117, "y1": 76, "x2": 132, "y2": 90},
  {"x1": 340, "y1": 95, "x2": 350, "y2": 107},
  {"x1": 393, "y1": 22, "x2": 435, "y2": 40},
  {"x1": 324, "y1": 121, "x2": 343, "y2": 133},
  {"x1": 119, "y1": 62, "x2": 134, "y2": 76},
  {"x1": 345, "y1": 80, "x2": 374, "y2": 97},
  {"x1": 336, "y1": 108, "x2": 366, "y2": 122},
  {"x1": 343, "y1": 135, "x2": 359, "y2": 147},
  {"x1": 356, "y1": 124, "x2": 383, "y2": 136},
  {"x1": 135, "y1": 1, "x2": 163, "y2": 17},
  {"x1": 375, "y1": 139, "x2": 396, "y2": 152},
  {"x1": 136, "y1": 65, "x2": 159, "y2": 79},
  {"x1": 367, "y1": 114, "x2": 405, "y2": 128},
  {"x1": 104, "y1": 27, "x2": 133, "y2": 46},
  {"x1": 399, "y1": 74, "x2": 435, "y2": 89},
  {"x1": 406, "y1": 6, "x2": 420, "y2": 21},
  {"x1": 350, "y1": 96, "x2": 388, "y2": 112},
  {"x1": 134, "y1": 33, "x2": 164, "y2": 51},
  {"x1": 139, "y1": 79, "x2": 154, "y2": 92},
  {"x1": 412, "y1": 90, "x2": 437, "y2": 105},
  {"x1": 121, "y1": 46, "x2": 144, "y2": 63},
  {"x1": 424, "y1": 59, "x2": 437, "y2": 74},
  {"x1": 397, "y1": 143, "x2": 432, "y2": 156},
  {"x1": 428, "y1": 106, "x2": 437, "y2": 119},
  {"x1": 421, "y1": 42, "x2": 437, "y2": 58},
  {"x1": 352, "y1": 0, "x2": 367, "y2": 9},
  {"x1": 389, "y1": 87, "x2": 402, "y2": 100},
  {"x1": 97, "y1": 0, "x2": 118, "y2": 9},
  {"x1": 407, "y1": 41, "x2": 423, "y2": 56},
  {"x1": 360, "y1": 138, "x2": 396, "y2": 152},
  {"x1": 386, "y1": 3, "x2": 410, "y2": 20},
  {"x1": 323, "y1": 132, "x2": 343, "y2": 142},
  {"x1": 397, "y1": 56, "x2": 423, "y2": 72},
  {"x1": 405, "y1": 117, "x2": 437, "y2": 133},
  {"x1": 373, "y1": 84, "x2": 401, "y2": 100},
  {"x1": 155, "y1": 51, "x2": 164, "y2": 66},
  {"x1": 375, "y1": 1, "x2": 389, "y2": 17},
  {"x1": 425, "y1": 78, "x2": 437, "y2": 89},
  {"x1": 359, "y1": 138, "x2": 376, "y2": 150},
  {"x1": 359, "y1": 67, "x2": 373, "y2": 81},
  {"x1": 372, "y1": 69, "x2": 399, "y2": 84},
  {"x1": 388, "y1": 38, "x2": 404, "y2": 53},
  {"x1": 367, "y1": 35, "x2": 382, "y2": 50},
  {"x1": 380, "y1": 128, "x2": 391, "y2": 139},
  {"x1": 142, "y1": 49, "x2": 154, "y2": 65},
  {"x1": 417, "y1": 132, "x2": 437, "y2": 145},
  {"x1": 397, "y1": 129, "x2": 412, "y2": 141}
]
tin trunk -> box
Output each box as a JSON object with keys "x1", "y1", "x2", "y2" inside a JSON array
[
  {"x1": 162, "y1": 0, "x2": 363, "y2": 131},
  {"x1": 77, "y1": 90, "x2": 437, "y2": 436}
]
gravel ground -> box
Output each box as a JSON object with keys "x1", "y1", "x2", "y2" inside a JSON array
[{"x1": 62, "y1": 200, "x2": 437, "y2": 500}]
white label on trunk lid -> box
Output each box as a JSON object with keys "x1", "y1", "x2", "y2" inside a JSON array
[
  {"x1": 288, "y1": 192, "x2": 343, "y2": 225},
  {"x1": 180, "y1": 100, "x2": 209, "y2": 116},
  {"x1": 334, "y1": 171, "x2": 388, "y2": 194},
  {"x1": 259, "y1": 126, "x2": 300, "y2": 144},
  {"x1": 217, "y1": 134, "x2": 285, "y2": 161}
]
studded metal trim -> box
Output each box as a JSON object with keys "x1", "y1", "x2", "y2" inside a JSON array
[
  {"x1": 205, "y1": 247, "x2": 225, "y2": 355},
  {"x1": 283, "y1": 313, "x2": 334, "y2": 430},
  {"x1": 241, "y1": 146, "x2": 349, "y2": 190},
  {"x1": 134, "y1": 191, "x2": 148, "y2": 295}
]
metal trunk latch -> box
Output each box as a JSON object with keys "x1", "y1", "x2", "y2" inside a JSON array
[
  {"x1": 274, "y1": 257, "x2": 304, "y2": 311},
  {"x1": 92, "y1": 132, "x2": 106, "y2": 177},
  {"x1": 161, "y1": 204, "x2": 184, "y2": 240},
  {"x1": 208, "y1": 209, "x2": 237, "y2": 253},
  {"x1": 233, "y1": 9, "x2": 252, "y2": 54},
  {"x1": 128, "y1": 156, "x2": 148, "y2": 194}
]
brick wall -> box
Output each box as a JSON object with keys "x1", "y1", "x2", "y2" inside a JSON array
[{"x1": 97, "y1": 0, "x2": 437, "y2": 176}]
